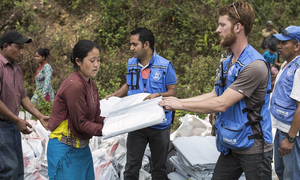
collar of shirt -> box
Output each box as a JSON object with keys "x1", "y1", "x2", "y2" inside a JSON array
[
  {"x1": 137, "y1": 51, "x2": 156, "y2": 70},
  {"x1": 281, "y1": 55, "x2": 300, "y2": 70},
  {"x1": 0, "y1": 53, "x2": 10, "y2": 65}
]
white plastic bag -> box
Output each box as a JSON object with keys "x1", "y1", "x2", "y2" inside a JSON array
[
  {"x1": 101, "y1": 93, "x2": 165, "y2": 139},
  {"x1": 170, "y1": 114, "x2": 212, "y2": 141}
]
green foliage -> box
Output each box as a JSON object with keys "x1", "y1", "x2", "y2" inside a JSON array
[
  {"x1": 177, "y1": 55, "x2": 218, "y2": 99},
  {"x1": 2, "y1": 0, "x2": 300, "y2": 121},
  {"x1": 0, "y1": 0, "x2": 14, "y2": 11},
  {"x1": 94, "y1": 50, "x2": 128, "y2": 98},
  {"x1": 32, "y1": 91, "x2": 53, "y2": 117}
]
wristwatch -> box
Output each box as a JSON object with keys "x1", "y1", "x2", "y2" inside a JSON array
[{"x1": 286, "y1": 134, "x2": 295, "y2": 143}]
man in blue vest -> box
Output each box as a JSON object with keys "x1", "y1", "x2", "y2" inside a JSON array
[
  {"x1": 105, "y1": 27, "x2": 177, "y2": 180},
  {"x1": 270, "y1": 25, "x2": 300, "y2": 180},
  {"x1": 159, "y1": 2, "x2": 273, "y2": 179}
]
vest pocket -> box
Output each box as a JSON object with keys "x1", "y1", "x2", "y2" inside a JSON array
[
  {"x1": 149, "y1": 70, "x2": 163, "y2": 91},
  {"x1": 226, "y1": 65, "x2": 239, "y2": 84},
  {"x1": 271, "y1": 98, "x2": 296, "y2": 122},
  {"x1": 218, "y1": 123, "x2": 254, "y2": 150},
  {"x1": 126, "y1": 69, "x2": 140, "y2": 90},
  {"x1": 215, "y1": 125, "x2": 229, "y2": 154}
]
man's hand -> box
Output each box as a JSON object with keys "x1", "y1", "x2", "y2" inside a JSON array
[
  {"x1": 105, "y1": 94, "x2": 114, "y2": 100},
  {"x1": 279, "y1": 138, "x2": 294, "y2": 157},
  {"x1": 143, "y1": 93, "x2": 160, "y2": 101},
  {"x1": 39, "y1": 115, "x2": 50, "y2": 130},
  {"x1": 158, "y1": 97, "x2": 183, "y2": 111},
  {"x1": 16, "y1": 119, "x2": 32, "y2": 134}
]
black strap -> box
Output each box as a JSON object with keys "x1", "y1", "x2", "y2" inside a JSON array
[
  {"x1": 215, "y1": 61, "x2": 226, "y2": 87},
  {"x1": 171, "y1": 110, "x2": 176, "y2": 124},
  {"x1": 248, "y1": 133, "x2": 263, "y2": 140},
  {"x1": 294, "y1": 62, "x2": 300, "y2": 73},
  {"x1": 242, "y1": 100, "x2": 265, "y2": 114},
  {"x1": 127, "y1": 69, "x2": 140, "y2": 90},
  {"x1": 245, "y1": 118, "x2": 262, "y2": 126},
  {"x1": 247, "y1": 116, "x2": 266, "y2": 156}
]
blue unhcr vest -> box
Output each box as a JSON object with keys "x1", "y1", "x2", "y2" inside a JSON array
[
  {"x1": 270, "y1": 56, "x2": 300, "y2": 125},
  {"x1": 126, "y1": 53, "x2": 172, "y2": 129},
  {"x1": 214, "y1": 45, "x2": 273, "y2": 154}
]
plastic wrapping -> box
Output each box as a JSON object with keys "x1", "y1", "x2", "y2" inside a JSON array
[{"x1": 101, "y1": 93, "x2": 165, "y2": 139}]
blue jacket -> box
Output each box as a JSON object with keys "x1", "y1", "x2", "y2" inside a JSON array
[
  {"x1": 270, "y1": 56, "x2": 300, "y2": 125},
  {"x1": 126, "y1": 52, "x2": 176, "y2": 129},
  {"x1": 215, "y1": 45, "x2": 273, "y2": 154}
]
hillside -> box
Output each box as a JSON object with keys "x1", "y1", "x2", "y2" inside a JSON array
[{"x1": 1, "y1": 0, "x2": 300, "y2": 117}]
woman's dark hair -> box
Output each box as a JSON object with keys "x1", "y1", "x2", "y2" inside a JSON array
[
  {"x1": 36, "y1": 48, "x2": 50, "y2": 59},
  {"x1": 70, "y1": 40, "x2": 100, "y2": 69}
]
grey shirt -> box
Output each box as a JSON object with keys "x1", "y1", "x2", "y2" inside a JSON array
[{"x1": 229, "y1": 60, "x2": 273, "y2": 154}]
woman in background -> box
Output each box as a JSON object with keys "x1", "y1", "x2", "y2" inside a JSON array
[
  {"x1": 47, "y1": 40, "x2": 105, "y2": 180},
  {"x1": 31, "y1": 48, "x2": 55, "y2": 103}
]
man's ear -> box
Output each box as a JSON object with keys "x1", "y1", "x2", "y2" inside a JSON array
[
  {"x1": 2, "y1": 43, "x2": 9, "y2": 49},
  {"x1": 144, "y1": 41, "x2": 150, "y2": 49},
  {"x1": 295, "y1": 42, "x2": 300, "y2": 52},
  {"x1": 235, "y1": 22, "x2": 243, "y2": 33}
]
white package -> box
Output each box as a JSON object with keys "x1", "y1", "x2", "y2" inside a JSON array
[{"x1": 101, "y1": 93, "x2": 166, "y2": 139}]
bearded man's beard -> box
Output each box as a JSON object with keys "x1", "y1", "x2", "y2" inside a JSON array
[{"x1": 220, "y1": 29, "x2": 237, "y2": 48}]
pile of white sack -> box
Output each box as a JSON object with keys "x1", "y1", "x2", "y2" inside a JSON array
[
  {"x1": 21, "y1": 119, "x2": 152, "y2": 180},
  {"x1": 20, "y1": 101, "x2": 276, "y2": 179},
  {"x1": 167, "y1": 114, "x2": 222, "y2": 180},
  {"x1": 19, "y1": 113, "x2": 235, "y2": 180}
]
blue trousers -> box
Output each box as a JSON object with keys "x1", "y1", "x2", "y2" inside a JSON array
[
  {"x1": 274, "y1": 129, "x2": 300, "y2": 180},
  {"x1": 0, "y1": 121, "x2": 24, "y2": 180},
  {"x1": 212, "y1": 149, "x2": 273, "y2": 180},
  {"x1": 124, "y1": 126, "x2": 170, "y2": 180}
]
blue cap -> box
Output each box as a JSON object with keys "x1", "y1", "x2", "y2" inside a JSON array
[{"x1": 273, "y1": 25, "x2": 300, "y2": 42}]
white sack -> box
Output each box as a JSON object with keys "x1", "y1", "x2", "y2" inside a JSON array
[
  {"x1": 170, "y1": 114, "x2": 212, "y2": 141},
  {"x1": 172, "y1": 136, "x2": 219, "y2": 166},
  {"x1": 167, "y1": 172, "x2": 187, "y2": 180},
  {"x1": 22, "y1": 120, "x2": 49, "y2": 180},
  {"x1": 101, "y1": 93, "x2": 165, "y2": 139}
]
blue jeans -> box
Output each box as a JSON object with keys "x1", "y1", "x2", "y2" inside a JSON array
[
  {"x1": 0, "y1": 121, "x2": 24, "y2": 180},
  {"x1": 212, "y1": 150, "x2": 273, "y2": 180},
  {"x1": 274, "y1": 129, "x2": 300, "y2": 180}
]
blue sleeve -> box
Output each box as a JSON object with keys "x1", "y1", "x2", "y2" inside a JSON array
[
  {"x1": 262, "y1": 51, "x2": 267, "y2": 59},
  {"x1": 165, "y1": 62, "x2": 177, "y2": 85}
]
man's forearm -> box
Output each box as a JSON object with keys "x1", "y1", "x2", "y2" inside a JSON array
[
  {"x1": 181, "y1": 89, "x2": 217, "y2": 102},
  {"x1": 112, "y1": 84, "x2": 129, "y2": 97},
  {"x1": 21, "y1": 97, "x2": 43, "y2": 119},
  {"x1": 161, "y1": 84, "x2": 177, "y2": 97}
]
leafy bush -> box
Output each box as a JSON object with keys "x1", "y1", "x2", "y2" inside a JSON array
[
  {"x1": 2, "y1": 0, "x2": 300, "y2": 127},
  {"x1": 32, "y1": 91, "x2": 53, "y2": 117}
]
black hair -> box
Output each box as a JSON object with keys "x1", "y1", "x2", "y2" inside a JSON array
[
  {"x1": 35, "y1": 48, "x2": 50, "y2": 59},
  {"x1": 70, "y1": 40, "x2": 100, "y2": 69},
  {"x1": 130, "y1": 27, "x2": 155, "y2": 51},
  {"x1": 267, "y1": 37, "x2": 277, "y2": 52}
]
